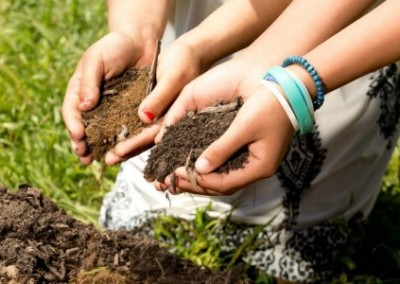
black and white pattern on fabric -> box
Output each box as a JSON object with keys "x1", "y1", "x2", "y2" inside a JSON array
[
  {"x1": 276, "y1": 129, "x2": 326, "y2": 229},
  {"x1": 278, "y1": 225, "x2": 347, "y2": 283},
  {"x1": 241, "y1": 129, "x2": 334, "y2": 283},
  {"x1": 367, "y1": 64, "x2": 400, "y2": 149}
]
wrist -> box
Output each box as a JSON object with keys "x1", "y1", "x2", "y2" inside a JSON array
[
  {"x1": 285, "y1": 65, "x2": 317, "y2": 101},
  {"x1": 110, "y1": 25, "x2": 160, "y2": 68},
  {"x1": 176, "y1": 32, "x2": 220, "y2": 72}
]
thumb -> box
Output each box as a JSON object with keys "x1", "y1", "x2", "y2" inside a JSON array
[
  {"x1": 195, "y1": 118, "x2": 249, "y2": 174},
  {"x1": 138, "y1": 64, "x2": 198, "y2": 124},
  {"x1": 138, "y1": 77, "x2": 180, "y2": 123},
  {"x1": 78, "y1": 49, "x2": 104, "y2": 111}
]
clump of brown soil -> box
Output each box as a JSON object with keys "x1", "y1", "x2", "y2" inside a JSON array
[
  {"x1": 144, "y1": 98, "x2": 249, "y2": 183},
  {"x1": 0, "y1": 185, "x2": 248, "y2": 283},
  {"x1": 82, "y1": 67, "x2": 150, "y2": 161}
]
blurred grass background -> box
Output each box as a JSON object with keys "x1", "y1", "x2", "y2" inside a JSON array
[
  {"x1": 0, "y1": 0, "x2": 118, "y2": 224},
  {"x1": 0, "y1": 0, "x2": 399, "y2": 283}
]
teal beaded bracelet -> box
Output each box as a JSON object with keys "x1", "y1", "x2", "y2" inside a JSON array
[
  {"x1": 282, "y1": 56, "x2": 325, "y2": 110},
  {"x1": 264, "y1": 66, "x2": 314, "y2": 134}
]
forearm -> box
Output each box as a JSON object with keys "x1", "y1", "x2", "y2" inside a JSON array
[
  {"x1": 242, "y1": 0, "x2": 376, "y2": 72},
  {"x1": 293, "y1": 0, "x2": 400, "y2": 96},
  {"x1": 176, "y1": 0, "x2": 292, "y2": 70},
  {"x1": 107, "y1": 0, "x2": 172, "y2": 41}
]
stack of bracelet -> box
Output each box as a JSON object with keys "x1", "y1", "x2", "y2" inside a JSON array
[{"x1": 260, "y1": 56, "x2": 325, "y2": 135}]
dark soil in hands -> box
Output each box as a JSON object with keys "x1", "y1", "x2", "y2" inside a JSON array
[
  {"x1": 82, "y1": 67, "x2": 150, "y2": 162},
  {"x1": 0, "y1": 185, "x2": 248, "y2": 283},
  {"x1": 144, "y1": 98, "x2": 249, "y2": 183}
]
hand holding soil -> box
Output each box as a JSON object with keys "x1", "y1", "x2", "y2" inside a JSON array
[
  {"x1": 144, "y1": 98, "x2": 249, "y2": 192},
  {"x1": 62, "y1": 32, "x2": 161, "y2": 165},
  {"x1": 82, "y1": 40, "x2": 161, "y2": 163},
  {"x1": 151, "y1": 61, "x2": 294, "y2": 195}
]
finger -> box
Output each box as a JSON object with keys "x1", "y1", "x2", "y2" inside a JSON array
[
  {"x1": 194, "y1": 113, "x2": 252, "y2": 175},
  {"x1": 138, "y1": 67, "x2": 194, "y2": 124},
  {"x1": 138, "y1": 42, "x2": 201, "y2": 123},
  {"x1": 71, "y1": 140, "x2": 87, "y2": 156},
  {"x1": 156, "y1": 65, "x2": 242, "y2": 143},
  {"x1": 104, "y1": 123, "x2": 160, "y2": 165},
  {"x1": 79, "y1": 155, "x2": 94, "y2": 166},
  {"x1": 176, "y1": 152, "x2": 271, "y2": 194},
  {"x1": 62, "y1": 65, "x2": 92, "y2": 162},
  {"x1": 78, "y1": 48, "x2": 104, "y2": 111},
  {"x1": 153, "y1": 83, "x2": 197, "y2": 144},
  {"x1": 194, "y1": 87, "x2": 283, "y2": 174},
  {"x1": 63, "y1": 67, "x2": 84, "y2": 138},
  {"x1": 163, "y1": 67, "x2": 240, "y2": 127},
  {"x1": 155, "y1": 179, "x2": 171, "y2": 192}
]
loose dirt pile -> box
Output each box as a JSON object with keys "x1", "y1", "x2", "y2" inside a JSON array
[
  {"x1": 144, "y1": 98, "x2": 249, "y2": 183},
  {"x1": 0, "y1": 185, "x2": 247, "y2": 283},
  {"x1": 82, "y1": 67, "x2": 150, "y2": 162}
]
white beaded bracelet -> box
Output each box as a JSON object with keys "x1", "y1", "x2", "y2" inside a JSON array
[{"x1": 259, "y1": 79, "x2": 299, "y2": 132}]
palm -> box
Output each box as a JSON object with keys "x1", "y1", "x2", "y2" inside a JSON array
[{"x1": 62, "y1": 31, "x2": 156, "y2": 165}]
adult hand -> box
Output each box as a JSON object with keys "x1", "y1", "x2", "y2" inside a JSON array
[
  {"x1": 62, "y1": 31, "x2": 158, "y2": 165},
  {"x1": 155, "y1": 59, "x2": 295, "y2": 195}
]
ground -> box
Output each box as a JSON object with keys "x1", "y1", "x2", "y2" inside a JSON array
[{"x1": 0, "y1": 186, "x2": 247, "y2": 284}]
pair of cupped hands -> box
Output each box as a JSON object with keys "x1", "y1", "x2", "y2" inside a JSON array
[{"x1": 62, "y1": 32, "x2": 294, "y2": 196}]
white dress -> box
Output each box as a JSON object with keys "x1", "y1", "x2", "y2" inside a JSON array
[{"x1": 99, "y1": 0, "x2": 400, "y2": 282}]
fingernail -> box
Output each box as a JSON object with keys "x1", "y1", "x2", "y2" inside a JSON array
[
  {"x1": 79, "y1": 97, "x2": 92, "y2": 108},
  {"x1": 143, "y1": 110, "x2": 155, "y2": 122},
  {"x1": 195, "y1": 158, "x2": 210, "y2": 173},
  {"x1": 79, "y1": 97, "x2": 91, "y2": 104}
]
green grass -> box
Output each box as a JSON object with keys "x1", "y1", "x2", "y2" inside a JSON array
[
  {"x1": 0, "y1": 0, "x2": 118, "y2": 224},
  {"x1": 0, "y1": 1, "x2": 399, "y2": 283}
]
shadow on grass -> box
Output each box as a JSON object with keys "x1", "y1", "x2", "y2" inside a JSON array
[{"x1": 332, "y1": 190, "x2": 400, "y2": 283}]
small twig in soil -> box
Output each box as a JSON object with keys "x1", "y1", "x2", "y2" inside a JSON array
[
  {"x1": 146, "y1": 38, "x2": 161, "y2": 96},
  {"x1": 224, "y1": 269, "x2": 232, "y2": 284},
  {"x1": 167, "y1": 173, "x2": 178, "y2": 195},
  {"x1": 113, "y1": 253, "x2": 119, "y2": 266},
  {"x1": 103, "y1": 75, "x2": 124, "y2": 90},
  {"x1": 197, "y1": 100, "x2": 240, "y2": 115},
  {"x1": 184, "y1": 148, "x2": 199, "y2": 191},
  {"x1": 165, "y1": 192, "x2": 172, "y2": 207},
  {"x1": 154, "y1": 257, "x2": 166, "y2": 277},
  {"x1": 66, "y1": 247, "x2": 79, "y2": 256},
  {"x1": 103, "y1": 89, "x2": 119, "y2": 96},
  {"x1": 117, "y1": 125, "x2": 129, "y2": 142},
  {"x1": 48, "y1": 263, "x2": 66, "y2": 281}
]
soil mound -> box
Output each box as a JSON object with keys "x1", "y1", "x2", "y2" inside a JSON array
[
  {"x1": 144, "y1": 98, "x2": 249, "y2": 183},
  {"x1": 0, "y1": 185, "x2": 247, "y2": 283},
  {"x1": 82, "y1": 67, "x2": 149, "y2": 162}
]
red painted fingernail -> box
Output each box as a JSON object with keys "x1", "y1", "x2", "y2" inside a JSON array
[
  {"x1": 144, "y1": 110, "x2": 155, "y2": 121},
  {"x1": 79, "y1": 97, "x2": 91, "y2": 104}
]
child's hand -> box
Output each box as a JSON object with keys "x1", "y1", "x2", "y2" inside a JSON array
[{"x1": 156, "y1": 60, "x2": 295, "y2": 195}]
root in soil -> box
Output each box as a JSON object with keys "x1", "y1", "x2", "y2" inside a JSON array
[
  {"x1": 0, "y1": 185, "x2": 248, "y2": 283},
  {"x1": 144, "y1": 98, "x2": 249, "y2": 184}
]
